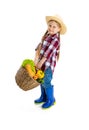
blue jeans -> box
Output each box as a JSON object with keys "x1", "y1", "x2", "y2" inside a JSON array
[{"x1": 41, "y1": 67, "x2": 53, "y2": 88}]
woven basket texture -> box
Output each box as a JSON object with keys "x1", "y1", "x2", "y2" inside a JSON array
[{"x1": 15, "y1": 67, "x2": 40, "y2": 91}]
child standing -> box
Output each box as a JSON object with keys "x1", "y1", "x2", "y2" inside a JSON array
[{"x1": 34, "y1": 15, "x2": 67, "y2": 109}]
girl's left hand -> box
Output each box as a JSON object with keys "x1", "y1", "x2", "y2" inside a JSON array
[
  {"x1": 36, "y1": 57, "x2": 47, "y2": 69},
  {"x1": 36, "y1": 62, "x2": 42, "y2": 69}
]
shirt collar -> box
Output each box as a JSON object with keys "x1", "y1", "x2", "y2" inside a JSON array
[{"x1": 47, "y1": 33, "x2": 59, "y2": 40}]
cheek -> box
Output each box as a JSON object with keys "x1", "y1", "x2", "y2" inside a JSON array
[
  {"x1": 57, "y1": 28, "x2": 60, "y2": 32},
  {"x1": 48, "y1": 26, "x2": 51, "y2": 31},
  {"x1": 58, "y1": 27, "x2": 61, "y2": 31},
  {"x1": 55, "y1": 28, "x2": 60, "y2": 33}
]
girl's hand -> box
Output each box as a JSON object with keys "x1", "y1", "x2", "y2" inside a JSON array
[
  {"x1": 36, "y1": 57, "x2": 47, "y2": 69},
  {"x1": 36, "y1": 62, "x2": 42, "y2": 69}
]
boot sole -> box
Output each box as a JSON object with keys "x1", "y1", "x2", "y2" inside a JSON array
[
  {"x1": 34, "y1": 101, "x2": 46, "y2": 104},
  {"x1": 42, "y1": 101, "x2": 56, "y2": 109}
]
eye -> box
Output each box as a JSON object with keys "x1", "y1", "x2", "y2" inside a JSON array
[
  {"x1": 49, "y1": 24, "x2": 52, "y2": 27},
  {"x1": 53, "y1": 26, "x2": 56, "y2": 29}
]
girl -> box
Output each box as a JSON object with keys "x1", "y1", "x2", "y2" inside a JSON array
[{"x1": 34, "y1": 15, "x2": 67, "y2": 109}]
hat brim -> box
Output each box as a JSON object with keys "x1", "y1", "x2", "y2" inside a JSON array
[{"x1": 46, "y1": 16, "x2": 67, "y2": 34}]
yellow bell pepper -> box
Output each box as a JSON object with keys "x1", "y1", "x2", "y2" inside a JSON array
[{"x1": 36, "y1": 70, "x2": 44, "y2": 79}]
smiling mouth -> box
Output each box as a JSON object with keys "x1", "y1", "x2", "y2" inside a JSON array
[{"x1": 49, "y1": 30, "x2": 53, "y2": 32}]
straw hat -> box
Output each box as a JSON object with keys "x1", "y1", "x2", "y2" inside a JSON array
[{"x1": 45, "y1": 15, "x2": 67, "y2": 34}]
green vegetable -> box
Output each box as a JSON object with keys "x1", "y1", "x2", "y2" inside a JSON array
[
  {"x1": 22, "y1": 59, "x2": 35, "y2": 72},
  {"x1": 37, "y1": 78, "x2": 44, "y2": 83}
]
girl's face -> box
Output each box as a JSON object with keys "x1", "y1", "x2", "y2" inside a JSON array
[{"x1": 47, "y1": 20, "x2": 61, "y2": 35}]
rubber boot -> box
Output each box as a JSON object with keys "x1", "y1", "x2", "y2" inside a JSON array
[
  {"x1": 34, "y1": 85, "x2": 46, "y2": 103},
  {"x1": 42, "y1": 86, "x2": 55, "y2": 108}
]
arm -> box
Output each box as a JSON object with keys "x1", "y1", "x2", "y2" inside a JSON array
[
  {"x1": 36, "y1": 57, "x2": 47, "y2": 69},
  {"x1": 34, "y1": 43, "x2": 42, "y2": 65},
  {"x1": 34, "y1": 51, "x2": 39, "y2": 65}
]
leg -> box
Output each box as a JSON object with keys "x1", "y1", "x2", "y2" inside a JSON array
[
  {"x1": 42, "y1": 85, "x2": 55, "y2": 108},
  {"x1": 34, "y1": 85, "x2": 46, "y2": 103},
  {"x1": 41, "y1": 67, "x2": 55, "y2": 108}
]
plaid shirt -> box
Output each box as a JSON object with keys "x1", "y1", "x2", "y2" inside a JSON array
[{"x1": 36, "y1": 33, "x2": 60, "y2": 73}]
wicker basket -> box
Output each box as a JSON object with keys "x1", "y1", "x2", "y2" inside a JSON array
[{"x1": 15, "y1": 67, "x2": 40, "y2": 91}]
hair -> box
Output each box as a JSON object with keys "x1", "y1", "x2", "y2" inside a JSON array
[
  {"x1": 41, "y1": 30, "x2": 48, "y2": 43},
  {"x1": 41, "y1": 29, "x2": 60, "y2": 61}
]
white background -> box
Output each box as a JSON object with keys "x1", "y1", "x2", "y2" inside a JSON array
[{"x1": 0, "y1": 0, "x2": 89, "y2": 130}]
